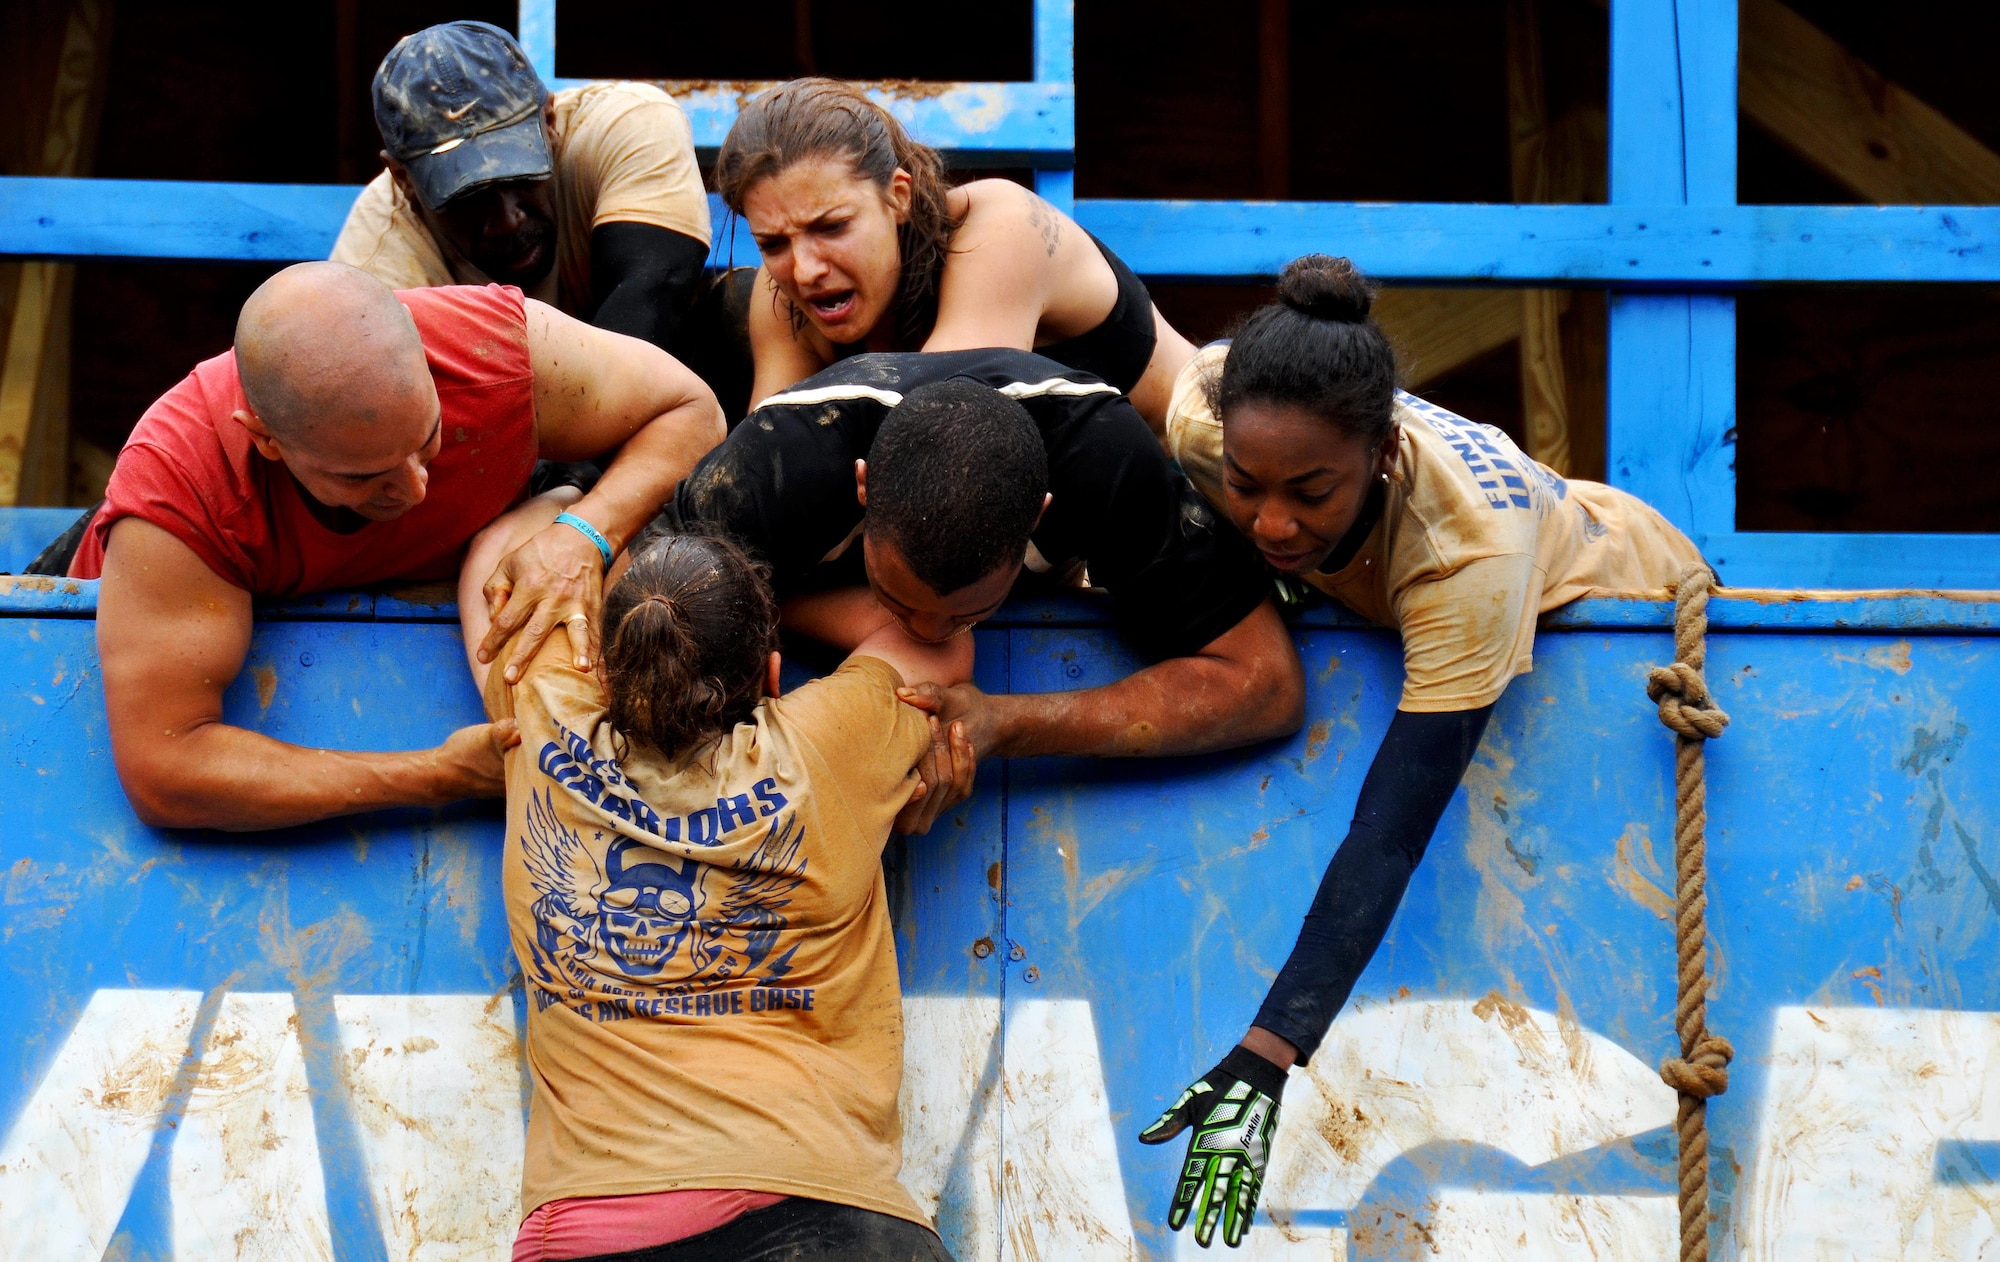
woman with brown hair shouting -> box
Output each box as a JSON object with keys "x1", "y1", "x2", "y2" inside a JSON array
[{"x1": 715, "y1": 78, "x2": 1195, "y2": 431}]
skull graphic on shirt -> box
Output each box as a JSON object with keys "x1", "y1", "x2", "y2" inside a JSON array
[{"x1": 595, "y1": 839, "x2": 704, "y2": 977}]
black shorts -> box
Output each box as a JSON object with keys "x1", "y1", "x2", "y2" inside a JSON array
[{"x1": 568, "y1": 1197, "x2": 954, "y2": 1262}]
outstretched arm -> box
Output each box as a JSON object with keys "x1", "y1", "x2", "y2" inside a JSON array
[
  {"x1": 922, "y1": 597, "x2": 1303, "y2": 760},
  {"x1": 98, "y1": 518, "x2": 513, "y2": 831},
  {"x1": 1245, "y1": 702, "x2": 1495, "y2": 1065},
  {"x1": 1137, "y1": 701, "x2": 1492, "y2": 1247}
]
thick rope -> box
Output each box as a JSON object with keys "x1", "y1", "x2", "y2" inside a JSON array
[{"x1": 1646, "y1": 564, "x2": 1734, "y2": 1262}]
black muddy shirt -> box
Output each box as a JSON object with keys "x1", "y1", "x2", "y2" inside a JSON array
[{"x1": 669, "y1": 349, "x2": 1269, "y2": 661}]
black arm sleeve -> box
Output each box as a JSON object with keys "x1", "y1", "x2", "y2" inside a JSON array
[
  {"x1": 587, "y1": 222, "x2": 710, "y2": 350},
  {"x1": 1251, "y1": 703, "x2": 1495, "y2": 1064}
]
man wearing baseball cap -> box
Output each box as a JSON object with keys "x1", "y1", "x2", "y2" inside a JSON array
[{"x1": 332, "y1": 21, "x2": 710, "y2": 352}]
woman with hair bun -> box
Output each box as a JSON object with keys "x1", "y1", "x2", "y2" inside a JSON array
[
  {"x1": 714, "y1": 78, "x2": 1195, "y2": 429},
  {"x1": 1137, "y1": 254, "x2": 1707, "y2": 1249},
  {"x1": 458, "y1": 491, "x2": 966, "y2": 1261}
]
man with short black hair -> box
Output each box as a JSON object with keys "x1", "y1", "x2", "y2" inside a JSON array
[
  {"x1": 673, "y1": 349, "x2": 1305, "y2": 828},
  {"x1": 862, "y1": 380, "x2": 1049, "y2": 597},
  {"x1": 332, "y1": 21, "x2": 709, "y2": 352}
]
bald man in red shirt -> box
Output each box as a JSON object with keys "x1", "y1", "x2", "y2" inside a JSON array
[{"x1": 75, "y1": 261, "x2": 723, "y2": 831}]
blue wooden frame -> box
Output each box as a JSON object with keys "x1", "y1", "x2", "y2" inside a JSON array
[{"x1": 1, "y1": 0, "x2": 1994, "y2": 589}]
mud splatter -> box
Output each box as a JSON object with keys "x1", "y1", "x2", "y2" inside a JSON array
[
  {"x1": 252, "y1": 664, "x2": 278, "y2": 710},
  {"x1": 1900, "y1": 720, "x2": 1968, "y2": 776},
  {"x1": 1472, "y1": 990, "x2": 1532, "y2": 1033},
  {"x1": 1867, "y1": 641, "x2": 1913, "y2": 674},
  {"x1": 1851, "y1": 965, "x2": 1885, "y2": 1005},
  {"x1": 1503, "y1": 835, "x2": 1540, "y2": 876},
  {"x1": 1458, "y1": 741, "x2": 1533, "y2": 953},
  {"x1": 1954, "y1": 820, "x2": 2000, "y2": 918},
  {"x1": 1868, "y1": 875, "x2": 1906, "y2": 929},
  {"x1": 1313, "y1": 1100, "x2": 1375, "y2": 1163},
  {"x1": 1611, "y1": 824, "x2": 1674, "y2": 921},
  {"x1": 1302, "y1": 719, "x2": 1332, "y2": 764},
  {"x1": 92, "y1": 1031, "x2": 185, "y2": 1119},
  {"x1": 1835, "y1": 640, "x2": 1914, "y2": 675}
]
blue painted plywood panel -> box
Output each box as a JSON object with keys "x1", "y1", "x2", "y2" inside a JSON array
[
  {"x1": 1543, "y1": 588, "x2": 2000, "y2": 632},
  {"x1": 1003, "y1": 620, "x2": 2000, "y2": 1258},
  {"x1": 0, "y1": 607, "x2": 1998, "y2": 1257}
]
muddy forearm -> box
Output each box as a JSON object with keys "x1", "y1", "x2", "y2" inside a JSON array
[
  {"x1": 115, "y1": 720, "x2": 466, "y2": 832},
  {"x1": 985, "y1": 652, "x2": 1297, "y2": 760}
]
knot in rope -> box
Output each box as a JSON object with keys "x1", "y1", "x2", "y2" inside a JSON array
[
  {"x1": 1653, "y1": 563, "x2": 1730, "y2": 1262},
  {"x1": 1660, "y1": 1034, "x2": 1735, "y2": 1098},
  {"x1": 1647, "y1": 661, "x2": 1730, "y2": 740}
]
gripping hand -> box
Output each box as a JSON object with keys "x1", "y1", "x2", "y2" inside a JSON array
[{"x1": 1138, "y1": 1045, "x2": 1287, "y2": 1248}]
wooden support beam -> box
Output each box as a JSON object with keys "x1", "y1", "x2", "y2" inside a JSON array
[
  {"x1": 0, "y1": 0, "x2": 106, "y2": 508},
  {"x1": 1374, "y1": 288, "x2": 1524, "y2": 389},
  {"x1": 1506, "y1": 0, "x2": 1571, "y2": 474},
  {"x1": 1741, "y1": 0, "x2": 2000, "y2": 204}
]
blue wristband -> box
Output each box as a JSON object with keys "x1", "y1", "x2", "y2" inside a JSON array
[{"x1": 554, "y1": 512, "x2": 613, "y2": 569}]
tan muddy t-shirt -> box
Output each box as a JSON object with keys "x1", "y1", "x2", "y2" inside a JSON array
[
  {"x1": 332, "y1": 81, "x2": 710, "y2": 315},
  {"x1": 1167, "y1": 344, "x2": 1706, "y2": 712},
  {"x1": 485, "y1": 640, "x2": 932, "y2": 1222}
]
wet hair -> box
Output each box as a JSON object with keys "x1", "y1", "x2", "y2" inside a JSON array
[
  {"x1": 714, "y1": 78, "x2": 964, "y2": 349},
  {"x1": 600, "y1": 529, "x2": 779, "y2": 761},
  {"x1": 1214, "y1": 254, "x2": 1399, "y2": 450},
  {"x1": 864, "y1": 380, "x2": 1048, "y2": 596}
]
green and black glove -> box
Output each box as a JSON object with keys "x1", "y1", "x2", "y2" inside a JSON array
[{"x1": 1138, "y1": 1045, "x2": 1287, "y2": 1249}]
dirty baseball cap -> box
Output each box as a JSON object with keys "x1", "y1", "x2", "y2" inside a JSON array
[{"x1": 372, "y1": 21, "x2": 552, "y2": 212}]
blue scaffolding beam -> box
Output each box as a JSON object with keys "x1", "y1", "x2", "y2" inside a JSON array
[{"x1": 1, "y1": 0, "x2": 1991, "y2": 589}]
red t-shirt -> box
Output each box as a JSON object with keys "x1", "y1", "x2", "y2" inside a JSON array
[{"x1": 71, "y1": 284, "x2": 538, "y2": 596}]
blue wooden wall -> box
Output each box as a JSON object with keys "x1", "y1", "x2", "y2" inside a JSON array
[{"x1": 2, "y1": 580, "x2": 1999, "y2": 1261}]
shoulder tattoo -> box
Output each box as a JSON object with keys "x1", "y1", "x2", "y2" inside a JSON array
[{"x1": 1026, "y1": 194, "x2": 1063, "y2": 259}]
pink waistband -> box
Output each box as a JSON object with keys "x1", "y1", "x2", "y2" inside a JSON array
[{"x1": 513, "y1": 1188, "x2": 787, "y2": 1261}]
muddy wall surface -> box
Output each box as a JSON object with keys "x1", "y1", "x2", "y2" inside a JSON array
[{"x1": 0, "y1": 585, "x2": 1995, "y2": 1260}]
